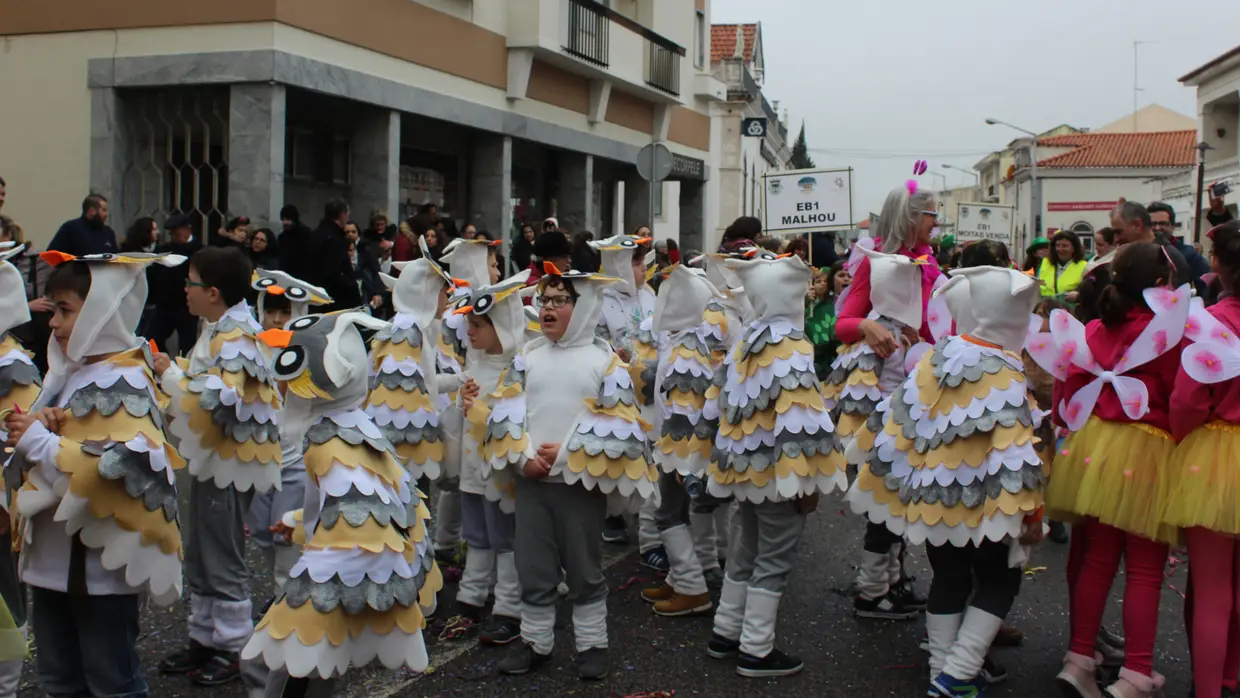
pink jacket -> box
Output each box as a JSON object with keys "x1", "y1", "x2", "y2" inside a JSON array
[{"x1": 1170, "y1": 296, "x2": 1240, "y2": 441}]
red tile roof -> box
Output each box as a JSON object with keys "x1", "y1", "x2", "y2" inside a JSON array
[
  {"x1": 711, "y1": 23, "x2": 757, "y2": 63},
  {"x1": 1035, "y1": 130, "x2": 1196, "y2": 169}
]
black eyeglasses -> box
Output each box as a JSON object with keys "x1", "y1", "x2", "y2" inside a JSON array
[
  {"x1": 185, "y1": 279, "x2": 209, "y2": 289},
  {"x1": 537, "y1": 295, "x2": 574, "y2": 309}
]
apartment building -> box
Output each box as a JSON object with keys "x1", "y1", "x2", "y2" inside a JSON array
[{"x1": 0, "y1": 0, "x2": 724, "y2": 253}]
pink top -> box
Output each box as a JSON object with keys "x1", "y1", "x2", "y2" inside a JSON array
[
  {"x1": 1053, "y1": 308, "x2": 1181, "y2": 434},
  {"x1": 836, "y1": 243, "x2": 943, "y2": 344},
  {"x1": 1170, "y1": 296, "x2": 1240, "y2": 441}
]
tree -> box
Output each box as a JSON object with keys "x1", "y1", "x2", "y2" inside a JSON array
[{"x1": 790, "y1": 122, "x2": 815, "y2": 169}]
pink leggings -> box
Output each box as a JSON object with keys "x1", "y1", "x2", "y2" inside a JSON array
[
  {"x1": 1068, "y1": 520, "x2": 1168, "y2": 677},
  {"x1": 1186, "y1": 527, "x2": 1240, "y2": 697}
]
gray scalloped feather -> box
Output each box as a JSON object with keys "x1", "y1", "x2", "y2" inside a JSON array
[{"x1": 95, "y1": 443, "x2": 178, "y2": 523}]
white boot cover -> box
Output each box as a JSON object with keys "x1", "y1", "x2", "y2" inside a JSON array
[{"x1": 738, "y1": 587, "x2": 781, "y2": 659}]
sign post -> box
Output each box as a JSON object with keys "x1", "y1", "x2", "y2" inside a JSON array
[
  {"x1": 762, "y1": 167, "x2": 855, "y2": 265},
  {"x1": 636, "y1": 142, "x2": 673, "y2": 236},
  {"x1": 955, "y1": 202, "x2": 1016, "y2": 249}
]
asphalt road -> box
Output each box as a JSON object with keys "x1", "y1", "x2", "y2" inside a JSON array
[{"x1": 16, "y1": 492, "x2": 1194, "y2": 698}]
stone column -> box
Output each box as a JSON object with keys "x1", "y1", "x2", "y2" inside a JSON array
[
  {"x1": 469, "y1": 133, "x2": 513, "y2": 257},
  {"x1": 679, "y1": 180, "x2": 705, "y2": 253},
  {"x1": 351, "y1": 109, "x2": 401, "y2": 223},
  {"x1": 89, "y1": 87, "x2": 129, "y2": 228},
  {"x1": 556, "y1": 152, "x2": 593, "y2": 235},
  {"x1": 624, "y1": 171, "x2": 653, "y2": 236},
  {"x1": 228, "y1": 83, "x2": 286, "y2": 229}
]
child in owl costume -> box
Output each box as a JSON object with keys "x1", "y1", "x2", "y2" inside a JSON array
[
  {"x1": 247, "y1": 270, "x2": 333, "y2": 620},
  {"x1": 0, "y1": 243, "x2": 41, "y2": 687},
  {"x1": 485, "y1": 263, "x2": 657, "y2": 680},
  {"x1": 7, "y1": 250, "x2": 187, "y2": 694},
  {"x1": 158, "y1": 247, "x2": 283, "y2": 685},
  {"x1": 590, "y1": 234, "x2": 664, "y2": 565},
  {"x1": 705, "y1": 248, "x2": 847, "y2": 679},
  {"x1": 877, "y1": 266, "x2": 1045, "y2": 697},
  {"x1": 834, "y1": 247, "x2": 944, "y2": 621},
  {"x1": 244, "y1": 310, "x2": 442, "y2": 698},
  {"x1": 364, "y1": 240, "x2": 459, "y2": 483},
  {"x1": 640, "y1": 264, "x2": 723, "y2": 617},
  {"x1": 430, "y1": 237, "x2": 501, "y2": 565},
  {"x1": 441, "y1": 271, "x2": 531, "y2": 646}
]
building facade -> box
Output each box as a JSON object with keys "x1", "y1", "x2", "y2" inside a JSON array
[
  {"x1": 0, "y1": 0, "x2": 724, "y2": 254},
  {"x1": 706, "y1": 22, "x2": 792, "y2": 251}
]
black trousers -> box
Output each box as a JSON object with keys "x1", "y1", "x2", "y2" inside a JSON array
[
  {"x1": 926, "y1": 540, "x2": 1022, "y2": 617},
  {"x1": 150, "y1": 308, "x2": 199, "y2": 357}
]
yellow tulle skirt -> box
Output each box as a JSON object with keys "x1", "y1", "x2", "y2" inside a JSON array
[
  {"x1": 1164, "y1": 422, "x2": 1240, "y2": 536},
  {"x1": 0, "y1": 601, "x2": 24, "y2": 662},
  {"x1": 1046, "y1": 417, "x2": 1179, "y2": 545}
]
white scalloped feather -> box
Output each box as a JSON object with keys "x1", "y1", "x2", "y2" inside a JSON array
[
  {"x1": 165, "y1": 371, "x2": 280, "y2": 493},
  {"x1": 242, "y1": 624, "x2": 429, "y2": 680},
  {"x1": 708, "y1": 470, "x2": 847, "y2": 504}
]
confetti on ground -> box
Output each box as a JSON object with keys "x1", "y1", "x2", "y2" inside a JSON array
[
  {"x1": 1023, "y1": 565, "x2": 1047, "y2": 577},
  {"x1": 622, "y1": 691, "x2": 675, "y2": 698}
]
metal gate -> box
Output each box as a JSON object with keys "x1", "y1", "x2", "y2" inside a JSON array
[{"x1": 119, "y1": 87, "x2": 230, "y2": 241}]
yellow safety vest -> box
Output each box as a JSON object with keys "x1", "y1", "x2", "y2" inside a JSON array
[{"x1": 1037, "y1": 258, "x2": 1087, "y2": 297}]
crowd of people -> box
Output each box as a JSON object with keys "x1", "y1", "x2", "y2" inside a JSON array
[{"x1": 0, "y1": 169, "x2": 1238, "y2": 698}]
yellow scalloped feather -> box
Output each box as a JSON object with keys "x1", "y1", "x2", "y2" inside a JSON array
[
  {"x1": 913, "y1": 357, "x2": 1022, "y2": 419},
  {"x1": 905, "y1": 488, "x2": 1042, "y2": 528},
  {"x1": 708, "y1": 450, "x2": 845, "y2": 485},
  {"x1": 845, "y1": 369, "x2": 880, "y2": 389},
  {"x1": 834, "y1": 412, "x2": 869, "y2": 438},
  {"x1": 657, "y1": 434, "x2": 712, "y2": 460},
  {"x1": 304, "y1": 440, "x2": 408, "y2": 488},
  {"x1": 372, "y1": 339, "x2": 421, "y2": 365},
  {"x1": 717, "y1": 387, "x2": 827, "y2": 437},
  {"x1": 179, "y1": 390, "x2": 282, "y2": 464},
  {"x1": 903, "y1": 426, "x2": 1036, "y2": 469},
  {"x1": 61, "y1": 411, "x2": 166, "y2": 447},
  {"x1": 256, "y1": 596, "x2": 427, "y2": 645},
  {"x1": 566, "y1": 450, "x2": 658, "y2": 482},
  {"x1": 667, "y1": 388, "x2": 705, "y2": 409},
  {"x1": 853, "y1": 464, "x2": 906, "y2": 516},
  {"x1": 366, "y1": 386, "x2": 435, "y2": 414},
  {"x1": 305, "y1": 518, "x2": 408, "y2": 553},
  {"x1": 482, "y1": 433, "x2": 529, "y2": 465},
  {"x1": 394, "y1": 439, "x2": 445, "y2": 467},
  {"x1": 737, "y1": 338, "x2": 812, "y2": 378},
  {"x1": 57, "y1": 442, "x2": 183, "y2": 556},
  {"x1": 466, "y1": 402, "x2": 491, "y2": 449}
]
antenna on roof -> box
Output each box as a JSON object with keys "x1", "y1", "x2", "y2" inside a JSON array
[{"x1": 1133, "y1": 40, "x2": 1153, "y2": 131}]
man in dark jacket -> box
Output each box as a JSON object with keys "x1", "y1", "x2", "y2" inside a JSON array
[
  {"x1": 277, "y1": 205, "x2": 315, "y2": 281},
  {"x1": 311, "y1": 199, "x2": 362, "y2": 312},
  {"x1": 48, "y1": 194, "x2": 118, "y2": 256},
  {"x1": 1148, "y1": 202, "x2": 1210, "y2": 281},
  {"x1": 149, "y1": 214, "x2": 203, "y2": 355}
]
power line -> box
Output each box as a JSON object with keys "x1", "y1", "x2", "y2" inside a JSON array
[{"x1": 808, "y1": 149, "x2": 995, "y2": 160}]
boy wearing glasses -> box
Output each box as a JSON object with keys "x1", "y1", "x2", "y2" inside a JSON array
[
  {"x1": 155, "y1": 247, "x2": 283, "y2": 688},
  {"x1": 487, "y1": 263, "x2": 658, "y2": 681}
]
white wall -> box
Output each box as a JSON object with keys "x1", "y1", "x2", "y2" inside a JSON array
[{"x1": 1040, "y1": 175, "x2": 1163, "y2": 234}]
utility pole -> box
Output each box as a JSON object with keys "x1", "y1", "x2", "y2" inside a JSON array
[{"x1": 1133, "y1": 40, "x2": 1152, "y2": 130}]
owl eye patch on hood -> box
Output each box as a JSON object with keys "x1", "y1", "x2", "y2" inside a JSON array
[{"x1": 259, "y1": 311, "x2": 387, "y2": 401}]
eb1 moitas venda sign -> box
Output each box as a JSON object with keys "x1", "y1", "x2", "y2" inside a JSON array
[{"x1": 762, "y1": 167, "x2": 854, "y2": 235}]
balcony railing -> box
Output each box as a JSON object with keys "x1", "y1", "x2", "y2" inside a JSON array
[
  {"x1": 564, "y1": 0, "x2": 610, "y2": 67},
  {"x1": 646, "y1": 41, "x2": 681, "y2": 96}
]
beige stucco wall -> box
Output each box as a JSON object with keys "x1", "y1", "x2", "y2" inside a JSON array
[{"x1": 0, "y1": 24, "x2": 277, "y2": 247}]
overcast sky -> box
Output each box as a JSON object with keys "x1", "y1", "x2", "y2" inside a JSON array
[{"x1": 711, "y1": 0, "x2": 1240, "y2": 216}]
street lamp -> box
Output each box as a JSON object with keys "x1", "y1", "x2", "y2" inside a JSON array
[
  {"x1": 1194, "y1": 141, "x2": 1215, "y2": 243},
  {"x1": 986, "y1": 118, "x2": 1041, "y2": 235},
  {"x1": 942, "y1": 164, "x2": 980, "y2": 183}
]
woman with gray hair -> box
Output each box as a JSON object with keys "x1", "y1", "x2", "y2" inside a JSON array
[{"x1": 831, "y1": 179, "x2": 945, "y2": 621}]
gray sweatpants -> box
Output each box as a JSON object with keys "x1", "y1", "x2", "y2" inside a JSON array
[
  {"x1": 514, "y1": 477, "x2": 608, "y2": 654},
  {"x1": 726, "y1": 500, "x2": 806, "y2": 594},
  {"x1": 184, "y1": 480, "x2": 256, "y2": 655},
  {"x1": 263, "y1": 669, "x2": 336, "y2": 698},
  {"x1": 654, "y1": 474, "x2": 690, "y2": 531}
]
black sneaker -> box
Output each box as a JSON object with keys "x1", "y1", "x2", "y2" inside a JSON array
[
  {"x1": 853, "y1": 592, "x2": 920, "y2": 620},
  {"x1": 980, "y1": 656, "x2": 1007, "y2": 684},
  {"x1": 703, "y1": 567, "x2": 725, "y2": 592},
  {"x1": 737, "y1": 648, "x2": 804, "y2": 678},
  {"x1": 158, "y1": 641, "x2": 214, "y2": 674},
  {"x1": 891, "y1": 578, "x2": 927, "y2": 611},
  {"x1": 478, "y1": 615, "x2": 521, "y2": 646},
  {"x1": 577, "y1": 647, "x2": 609, "y2": 680},
  {"x1": 641, "y1": 546, "x2": 670, "y2": 572},
  {"x1": 188, "y1": 651, "x2": 240, "y2": 686},
  {"x1": 707, "y1": 633, "x2": 740, "y2": 659},
  {"x1": 456, "y1": 601, "x2": 484, "y2": 623},
  {"x1": 435, "y1": 546, "x2": 464, "y2": 567},
  {"x1": 601, "y1": 517, "x2": 630, "y2": 544},
  {"x1": 1048, "y1": 519, "x2": 1070, "y2": 544},
  {"x1": 497, "y1": 642, "x2": 551, "y2": 675}
]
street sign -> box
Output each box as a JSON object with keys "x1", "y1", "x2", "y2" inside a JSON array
[
  {"x1": 762, "y1": 167, "x2": 854, "y2": 235},
  {"x1": 956, "y1": 202, "x2": 1016, "y2": 248},
  {"x1": 636, "y1": 143, "x2": 673, "y2": 182},
  {"x1": 742, "y1": 117, "x2": 768, "y2": 138}
]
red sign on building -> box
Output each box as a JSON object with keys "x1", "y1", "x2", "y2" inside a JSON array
[{"x1": 1047, "y1": 201, "x2": 1118, "y2": 212}]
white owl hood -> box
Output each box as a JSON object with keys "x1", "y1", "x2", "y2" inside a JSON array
[
  {"x1": 936, "y1": 266, "x2": 1041, "y2": 352},
  {"x1": 855, "y1": 245, "x2": 926, "y2": 331},
  {"x1": 654, "y1": 265, "x2": 723, "y2": 335},
  {"x1": 0, "y1": 243, "x2": 31, "y2": 336},
  {"x1": 722, "y1": 249, "x2": 811, "y2": 328},
  {"x1": 589, "y1": 234, "x2": 650, "y2": 297},
  {"x1": 457, "y1": 270, "x2": 532, "y2": 356},
  {"x1": 252, "y1": 269, "x2": 332, "y2": 321},
  {"x1": 440, "y1": 237, "x2": 499, "y2": 289},
  {"x1": 538, "y1": 263, "x2": 620, "y2": 348},
  {"x1": 695, "y1": 252, "x2": 753, "y2": 324}
]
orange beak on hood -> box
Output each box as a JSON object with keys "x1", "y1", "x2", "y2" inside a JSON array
[
  {"x1": 635, "y1": 237, "x2": 653, "y2": 245},
  {"x1": 258, "y1": 328, "x2": 294, "y2": 349},
  {"x1": 265, "y1": 285, "x2": 286, "y2": 296},
  {"x1": 542, "y1": 261, "x2": 563, "y2": 276},
  {"x1": 776, "y1": 252, "x2": 793, "y2": 259},
  {"x1": 452, "y1": 305, "x2": 474, "y2": 315},
  {"x1": 451, "y1": 278, "x2": 471, "y2": 288},
  {"x1": 40, "y1": 250, "x2": 76, "y2": 266}
]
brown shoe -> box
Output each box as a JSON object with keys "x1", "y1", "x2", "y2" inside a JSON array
[
  {"x1": 640, "y1": 583, "x2": 675, "y2": 604},
  {"x1": 653, "y1": 592, "x2": 713, "y2": 617},
  {"x1": 993, "y1": 622, "x2": 1024, "y2": 647}
]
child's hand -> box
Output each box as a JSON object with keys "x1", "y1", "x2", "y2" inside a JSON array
[
  {"x1": 536, "y1": 442, "x2": 560, "y2": 465},
  {"x1": 36, "y1": 407, "x2": 67, "y2": 434},
  {"x1": 460, "y1": 378, "x2": 480, "y2": 412},
  {"x1": 5, "y1": 412, "x2": 40, "y2": 447},
  {"x1": 523, "y1": 455, "x2": 552, "y2": 479},
  {"x1": 152, "y1": 351, "x2": 172, "y2": 376},
  {"x1": 1019, "y1": 522, "x2": 1045, "y2": 546},
  {"x1": 269, "y1": 521, "x2": 294, "y2": 544}
]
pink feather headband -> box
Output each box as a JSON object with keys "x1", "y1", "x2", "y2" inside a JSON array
[{"x1": 906, "y1": 160, "x2": 929, "y2": 195}]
